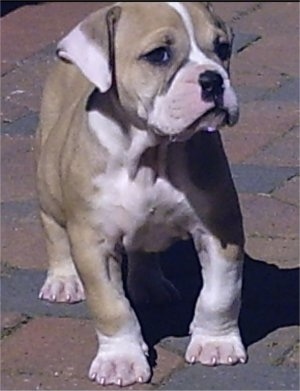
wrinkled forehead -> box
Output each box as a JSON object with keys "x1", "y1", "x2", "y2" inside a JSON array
[{"x1": 116, "y1": 2, "x2": 226, "y2": 50}]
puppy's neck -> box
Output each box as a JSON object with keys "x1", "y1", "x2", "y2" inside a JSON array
[
  {"x1": 87, "y1": 88, "x2": 167, "y2": 180},
  {"x1": 86, "y1": 88, "x2": 147, "y2": 131}
]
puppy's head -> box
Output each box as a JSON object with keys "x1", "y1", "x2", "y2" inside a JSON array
[{"x1": 57, "y1": 2, "x2": 238, "y2": 139}]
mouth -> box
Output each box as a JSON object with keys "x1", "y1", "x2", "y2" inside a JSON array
[
  {"x1": 195, "y1": 107, "x2": 229, "y2": 130},
  {"x1": 169, "y1": 107, "x2": 232, "y2": 142}
]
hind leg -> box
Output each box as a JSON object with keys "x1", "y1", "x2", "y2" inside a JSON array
[
  {"x1": 127, "y1": 252, "x2": 180, "y2": 305},
  {"x1": 39, "y1": 211, "x2": 85, "y2": 303}
]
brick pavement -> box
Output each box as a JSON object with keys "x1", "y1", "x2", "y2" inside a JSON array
[{"x1": 1, "y1": 2, "x2": 299, "y2": 390}]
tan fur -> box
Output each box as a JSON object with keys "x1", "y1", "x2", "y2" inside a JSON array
[{"x1": 36, "y1": 2, "x2": 246, "y2": 386}]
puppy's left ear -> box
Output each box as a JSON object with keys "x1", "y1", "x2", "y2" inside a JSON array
[{"x1": 57, "y1": 5, "x2": 121, "y2": 93}]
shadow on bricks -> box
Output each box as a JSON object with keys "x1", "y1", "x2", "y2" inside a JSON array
[
  {"x1": 0, "y1": 1, "x2": 45, "y2": 17},
  {"x1": 2, "y1": 239, "x2": 299, "y2": 369},
  {"x1": 128, "y1": 240, "x2": 299, "y2": 362}
]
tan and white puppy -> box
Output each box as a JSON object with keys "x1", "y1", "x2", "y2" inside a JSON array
[{"x1": 36, "y1": 2, "x2": 247, "y2": 387}]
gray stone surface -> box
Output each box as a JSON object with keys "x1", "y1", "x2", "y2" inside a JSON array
[
  {"x1": 1, "y1": 199, "x2": 39, "y2": 223},
  {"x1": 238, "y1": 76, "x2": 300, "y2": 104},
  {"x1": 159, "y1": 326, "x2": 300, "y2": 390},
  {"x1": 268, "y1": 77, "x2": 300, "y2": 103},
  {"x1": 1, "y1": 268, "x2": 89, "y2": 319},
  {"x1": 233, "y1": 32, "x2": 261, "y2": 55},
  {"x1": 159, "y1": 360, "x2": 299, "y2": 390},
  {"x1": 231, "y1": 164, "x2": 299, "y2": 194},
  {"x1": 1, "y1": 111, "x2": 38, "y2": 136}
]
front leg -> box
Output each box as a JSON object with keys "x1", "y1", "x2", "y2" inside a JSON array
[
  {"x1": 68, "y1": 221, "x2": 150, "y2": 387},
  {"x1": 186, "y1": 233, "x2": 247, "y2": 366}
]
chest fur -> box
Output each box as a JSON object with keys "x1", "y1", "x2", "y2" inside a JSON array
[{"x1": 92, "y1": 166, "x2": 197, "y2": 252}]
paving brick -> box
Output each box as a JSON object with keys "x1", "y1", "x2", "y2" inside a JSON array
[
  {"x1": 222, "y1": 129, "x2": 276, "y2": 164},
  {"x1": 233, "y1": 34, "x2": 299, "y2": 83},
  {"x1": 233, "y1": 3, "x2": 299, "y2": 77},
  {"x1": 159, "y1": 326, "x2": 300, "y2": 390},
  {"x1": 221, "y1": 100, "x2": 298, "y2": 164},
  {"x1": 245, "y1": 237, "x2": 299, "y2": 268},
  {"x1": 2, "y1": 112, "x2": 38, "y2": 137},
  {"x1": 269, "y1": 77, "x2": 300, "y2": 103},
  {"x1": 212, "y1": 2, "x2": 261, "y2": 23},
  {"x1": 232, "y1": 32, "x2": 261, "y2": 56},
  {"x1": 2, "y1": 217, "x2": 47, "y2": 270},
  {"x1": 284, "y1": 342, "x2": 299, "y2": 368},
  {"x1": 2, "y1": 268, "x2": 89, "y2": 318},
  {"x1": 246, "y1": 126, "x2": 299, "y2": 167},
  {"x1": 151, "y1": 346, "x2": 184, "y2": 387},
  {"x1": 2, "y1": 200, "x2": 39, "y2": 224},
  {"x1": 245, "y1": 327, "x2": 300, "y2": 368},
  {"x1": 240, "y1": 194, "x2": 299, "y2": 239},
  {"x1": 231, "y1": 165, "x2": 299, "y2": 194},
  {"x1": 1, "y1": 318, "x2": 108, "y2": 390},
  {"x1": 232, "y1": 2, "x2": 298, "y2": 37},
  {"x1": 1, "y1": 2, "x2": 299, "y2": 390},
  {"x1": 273, "y1": 176, "x2": 299, "y2": 206},
  {"x1": 234, "y1": 99, "x2": 299, "y2": 138},
  {"x1": 1, "y1": 134, "x2": 37, "y2": 202},
  {"x1": 232, "y1": 55, "x2": 285, "y2": 102},
  {"x1": 1, "y1": 317, "x2": 183, "y2": 390},
  {"x1": 1, "y1": 2, "x2": 112, "y2": 74},
  {"x1": 1, "y1": 196, "x2": 47, "y2": 270},
  {"x1": 1, "y1": 99, "x2": 31, "y2": 124},
  {"x1": 1, "y1": 312, "x2": 28, "y2": 336},
  {"x1": 2, "y1": 54, "x2": 54, "y2": 118}
]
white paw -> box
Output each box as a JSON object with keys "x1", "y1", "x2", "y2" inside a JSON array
[
  {"x1": 89, "y1": 339, "x2": 151, "y2": 386},
  {"x1": 185, "y1": 331, "x2": 247, "y2": 366},
  {"x1": 39, "y1": 274, "x2": 85, "y2": 303}
]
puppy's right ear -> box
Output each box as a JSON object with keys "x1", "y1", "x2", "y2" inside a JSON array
[{"x1": 57, "y1": 5, "x2": 121, "y2": 93}]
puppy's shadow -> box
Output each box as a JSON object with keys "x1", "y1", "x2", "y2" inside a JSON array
[
  {"x1": 132, "y1": 240, "x2": 299, "y2": 355},
  {"x1": 1, "y1": 1, "x2": 44, "y2": 17}
]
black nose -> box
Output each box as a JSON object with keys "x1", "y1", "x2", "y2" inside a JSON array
[{"x1": 199, "y1": 70, "x2": 224, "y2": 102}]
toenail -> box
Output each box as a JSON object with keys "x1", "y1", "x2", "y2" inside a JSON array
[
  {"x1": 100, "y1": 377, "x2": 106, "y2": 385},
  {"x1": 90, "y1": 373, "x2": 96, "y2": 381},
  {"x1": 190, "y1": 356, "x2": 196, "y2": 364},
  {"x1": 211, "y1": 356, "x2": 217, "y2": 365}
]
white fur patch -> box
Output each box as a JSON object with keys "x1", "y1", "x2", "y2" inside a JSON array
[
  {"x1": 58, "y1": 26, "x2": 112, "y2": 92},
  {"x1": 185, "y1": 233, "x2": 246, "y2": 365},
  {"x1": 88, "y1": 110, "x2": 202, "y2": 251},
  {"x1": 148, "y1": 2, "x2": 239, "y2": 135},
  {"x1": 89, "y1": 110, "x2": 128, "y2": 162},
  {"x1": 89, "y1": 329, "x2": 150, "y2": 386},
  {"x1": 166, "y1": 2, "x2": 228, "y2": 79},
  {"x1": 190, "y1": 234, "x2": 243, "y2": 334}
]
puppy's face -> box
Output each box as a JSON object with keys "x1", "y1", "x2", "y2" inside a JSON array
[
  {"x1": 115, "y1": 2, "x2": 237, "y2": 138},
  {"x1": 58, "y1": 2, "x2": 238, "y2": 139}
]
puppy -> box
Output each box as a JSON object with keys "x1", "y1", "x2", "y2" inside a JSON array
[{"x1": 36, "y1": 2, "x2": 247, "y2": 387}]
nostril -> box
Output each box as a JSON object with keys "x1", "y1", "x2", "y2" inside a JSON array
[{"x1": 199, "y1": 70, "x2": 224, "y2": 101}]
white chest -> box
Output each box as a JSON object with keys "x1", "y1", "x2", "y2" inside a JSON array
[
  {"x1": 88, "y1": 110, "x2": 201, "y2": 252},
  {"x1": 92, "y1": 166, "x2": 197, "y2": 252}
]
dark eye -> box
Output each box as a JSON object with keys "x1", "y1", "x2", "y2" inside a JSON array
[
  {"x1": 215, "y1": 40, "x2": 231, "y2": 61},
  {"x1": 143, "y1": 47, "x2": 172, "y2": 66}
]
